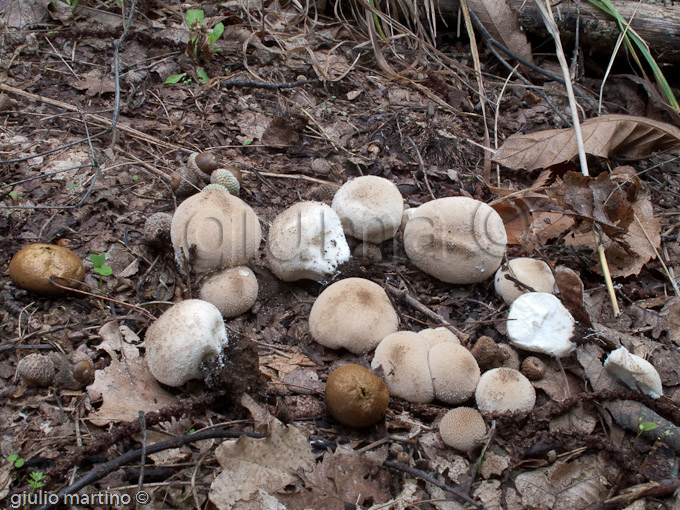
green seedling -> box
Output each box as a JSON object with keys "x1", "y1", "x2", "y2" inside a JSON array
[
  {"x1": 132, "y1": 175, "x2": 139, "y2": 181},
  {"x1": 65, "y1": 0, "x2": 78, "y2": 11},
  {"x1": 6, "y1": 453, "x2": 25, "y2": 469},
  {"x1": 89, "y1": 253, "x2": 112, "y2": 307},
  {"x1": 637, "y1": 414, "x2": 659, "y2": 438},
  {"x1": 28, "y1": 471, "x2": 46, "y2": 493},
  {"x1": 186, "y1": 9, "x2": 224, "y2": 66},
  {"x1": 9, "y1": 190, "x2": 22, "y2": 200}
]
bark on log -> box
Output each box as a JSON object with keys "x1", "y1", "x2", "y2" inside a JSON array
[{"x1": 434, "y1": 0, "x2": 680, "y2": 63}]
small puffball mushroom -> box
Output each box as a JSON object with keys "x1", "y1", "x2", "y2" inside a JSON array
[
  {"x1": 371, "y1": 331, "x2": 434, "y2": 403},
  {"x1": 266, "y1": 201, "x2": 350, "y2": 282},
  {"x1": 171, "y1": 190, "x2": 262, "y2": 274},
  {"x1": 145, "y1": 299, "x2": 228, "y2": 387},
  {"x1": 440, "y1": 407, "x2": 487, "y2": 452},
  {"x1": 494, "y1": 258, "x2": 556, "y2": 305},
  {"x1": 403, "y1": 197, "x2": 507, "y2": 284},
  {"x1": 331, "y1": 176, "x2": 403, "y2": 243},
  {"x1": 310, "y1": 278, "x2": 399, "y2": 354},
  {"x1": 429, "y1": 343, "x2": 480, "y2": 404},
  {"x1": 325, "y1": 364, "x2": 389, "y2": 428},
  {"x1": 353, "y1": 242, "x2": 382, "y2": 263},
  {"x1": 521, "y1": 356, "x2": 546, "y2": 380},
  {"x1": 471, "y1": 336, "x2": 498, "y2": 367},
  {"x1": 419, "y1": 327, "x2": 460, "y2": 348},
  {"x1": 17, "y1": 353, "x2": 55, "y2": 387},
  {"x1": 9, "y1": 243, "x2": 85, "y2": 296},
  {"x1": 604, "y1": 346, "x2": 663, "y2": 398},
  {"x1": 199, "y1": 266, "x2": 258, "y2": 318},
  {"x1": 475, "y1": 367, "x2": 536, "y2": 413},
  {"x1": 507, "y1": 293, "x2": 575, "y2": 357},
  {"x1": 144, "y1": 212, "x2": 173, "y2": 248}
]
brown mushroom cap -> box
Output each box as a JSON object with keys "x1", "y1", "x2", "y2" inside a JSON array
[
  {"x1": 494, "y1": 258, "x2": 556, "y2": 305},
  {"x1": 331, "y1": 175, "x2": 403, "y2": 243},
  {"x1": 371, "y1": 331, "x2": 434, "y2": 403},
  {"x1": 309, "y1": 278, "x2": 398, "y2": 354},
  {"x1": 199, "y1": 266, "x2": 258, "y2": 318},
  {"x1": 440, "y1": 407, "x2": 487, "y2": 451},
  {"x1": 9, "y1": 243, "x2": 85, "y2": 296},
  {"x1": 475, "y1": 367, "x2": 536, "y2": 413},
  {"x1": 429, "y1": 343, "x2": 480, "y2": 404},
  {"x1": 171, "y1": 190, "x2": 261, "y2": 274},
  {"x1": 403, "y1": 197, "x2": 507, "y2": 284},
  {"x1": 325, "y1": 364, "x2": 389, "y2": 428}
]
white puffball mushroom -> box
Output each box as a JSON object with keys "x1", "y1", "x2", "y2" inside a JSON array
[
  {"x1": 475, "y1": 367, "x2": 536, "y2": 413},
  {"x1": 429, "y1": 342, "x2": 480, "y2": 404},
  {"x1": 266, "y1": 201, "x2": 350, "y2": 282},
  {"x1": 507, "y1": 292, "x2": 575, "y2": 357},
  {"x1": 371, "y1": 331, "x2": 434, "y2": 403},
  {"x1": 171, "y1": 190, "x2": 261, "y2": 274},
  {"x1": 145, "y1": 300, "x2": 228, "y2": 387},
  {"x1": 440, "y1": 407, "x2": 487, "y2": 452},
  {"x1": 331, "y1": 176, "x2": 403, "y2": 243},
  {"x1": 604, "y1": 346, "x2": 663, "y2": 398},
  {"x1": 494, "y1": 258, "x2": 556, "y2": 305},
  {"x1": 309, "y1": 278, "x2": 399, "y2": 354},
  {"x1": 198, "y1": 266, "x2": 258, "y2": 318},
  {"x1": 418, "y1": 327, "x2": 460, "y2": 348},
  {"x1": 403, "y1": 197, "x2": 507, "y2": 284}
]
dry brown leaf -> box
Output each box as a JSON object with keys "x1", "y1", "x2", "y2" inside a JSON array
[
  {"x1": 86, "y1": 322, "x2": 178, "y2": 426},
  {"x1": 209, "y1": 420, "x2": 314, "y2": 510},
  {"x1": 658, "y1": 298, "x2": 680, "y2": 346},
  {"x1": 467, "y1": 0, "x2": 533, "y2": 66},
  {"x1": 493, "y1": 114, "x2": 680, "y2": 170},
  {"x1": 554, "y1": 266, "x2": 592, "y2": 327}
]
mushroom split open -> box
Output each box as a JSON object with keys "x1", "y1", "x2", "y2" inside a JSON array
[
  {"x1": 266, "y1": 201, "x2": 350, "y2": 282},
  {"x1": 145, "y1": 299, "x2": 228, "y2": 387},
  {"x1": 309, "y1": 278, "x2": 399, "y2": 354},
  {"x1": 403, "y1": 197, "x2": 507, "y2": 284},
  {"x1": 604, "y1": 346, "x2": 663, "y2": 398},
  {"x1": 371, "y1": 328, "x2": 479, "y2": 404}
]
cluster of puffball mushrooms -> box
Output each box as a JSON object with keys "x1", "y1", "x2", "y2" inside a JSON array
[{"x1": 8, "y1": 152, "x2": 665, "y2": 452}]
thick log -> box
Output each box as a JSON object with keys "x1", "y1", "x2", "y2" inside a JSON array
[{"x1": 434, "y1": 0, "x2": 680, "y2": 63}]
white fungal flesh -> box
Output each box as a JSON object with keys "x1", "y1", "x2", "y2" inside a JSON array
[
  {"x1": 604, "y1": 346, "x2": 663, "y2": 398},
  {"x1": 507, "y1": 292, "x2": 575, "y2": 357}
]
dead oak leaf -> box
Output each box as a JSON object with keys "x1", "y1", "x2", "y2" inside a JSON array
[{"x1": 493, "y1": 114, "x2": 680, "y2": 171}]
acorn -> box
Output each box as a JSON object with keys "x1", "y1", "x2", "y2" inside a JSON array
[
  {"x1": 194, "y1": 152, "x2": 219, "y2": 174},
  {"x1": 210, "y1": 168, "x2": 241, "y2": 195},
  {"x1": 17, "y1": 354, "x2": 55, "y2": 387},
  {"x1": 72, "y1": 358, "x2": 94, "y2": 385},
  {"x1": 202, "y1": 183, "x2": 231, "y2": 194},
  {"x1": 325, "y1": 364, "x2": 389, "y2": 428}
]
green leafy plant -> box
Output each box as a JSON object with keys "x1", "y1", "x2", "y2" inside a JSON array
[
  {"x1": 637, "y1": 414, "x2": 659, "y2": 438},
  {"x1": 64, "y1": 0, "x2": 78, "y2": 11},
  {"x1": 28, "y1": 471, "x2": 46, "y2": 493},
  {"x1": 185, "y1": 9, "x2": 224, "y2": 65},
  {"x1": 89, "y1": 254, "x2": 112, "y2": 305},
  {"x1": 9, "y1": 190, "x2": 22, "y2": 200},
  {"x1": 6, "y1": 453, "x2": 25, "y2": 469}
]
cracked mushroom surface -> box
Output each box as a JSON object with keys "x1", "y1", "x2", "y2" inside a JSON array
[
  {"x1": 331, "y1": 175, "x2": 403, "y2": 243},
  {"x1": 171, "y1": 190, "x2": 261, "y2": 274},
  {"x1": 266, "y1": 201, "x2": 350, "y2": 282},
  {"x1": 145, "y1": 299, "x2": 228, "y2": 387},
  {"x1": 403, "y1": 197, "x2": 507, "y2": 284},
  {"x1": 309, "y1": 278, "x2": 398, "y2": 354}
]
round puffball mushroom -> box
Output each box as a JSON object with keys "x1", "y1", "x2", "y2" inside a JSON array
[
  {"x1": 429, "y1": 343, "x2": 480, "y2": 404},
  {"x1": 325, "y1": 364, "x2": 389, "y2": 428},
  {"x1": 9, "y1": 243, "x2": 85, "y2": 296},
  {"x1": 494, "y1": 258, "x2": 556, "y2": 305},
  {"x1": 144, "y1": 212, "x2": 173, "y2": 248},
  {"x1": 171, "y1": 190, "x2": 262, "y2": 274},
  {"x1": 604, "y1": 346, "x2": 663, "y2": 398},
  {"x1": 145, "y1": 299, "x2": 228, "y2": 387},
  {"x1": 371, "y1": 331, "x2": 434, "y2": 403},
  {"x1": 331, "y1": 176, "x2": 403, "y2": 243},
  {"x1": 507, "y1": 292, "x2": 575, "y2": 357},
  {"x1": 403, "y1": 197, "x2": 507, "y2": 284},
  {"x1": 418, "y1": 327, "x2": 460, "y2": 348},
  {"x1": 310, "y1": 278, "x2": 398, "y2": 354},
  {"x1": 440, "y1": 407, "x2": 487, "y2": 452},
  {"x1": 475, "y1": 367, "x2": 536, "y2": 413},
  {"x1": 198, "y1": 266, "x2": 258, "y2": 318},
  {"x1": 266, "y1": 201, "x2": 350, "y2": 282}
]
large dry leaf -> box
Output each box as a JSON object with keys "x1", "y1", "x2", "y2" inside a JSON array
[
  {"x1": 86, "y1": 322, "x2": 178, "y2": 426},
  {"x1": 209, "y1": 420, "x2": 315, "y2": 510},
  {"x1": 467, "y1": 0, "x2": 533, "y2": 66},
  {"x1": 493, "y1": 114, "x2": 680, "y2": 170}
]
